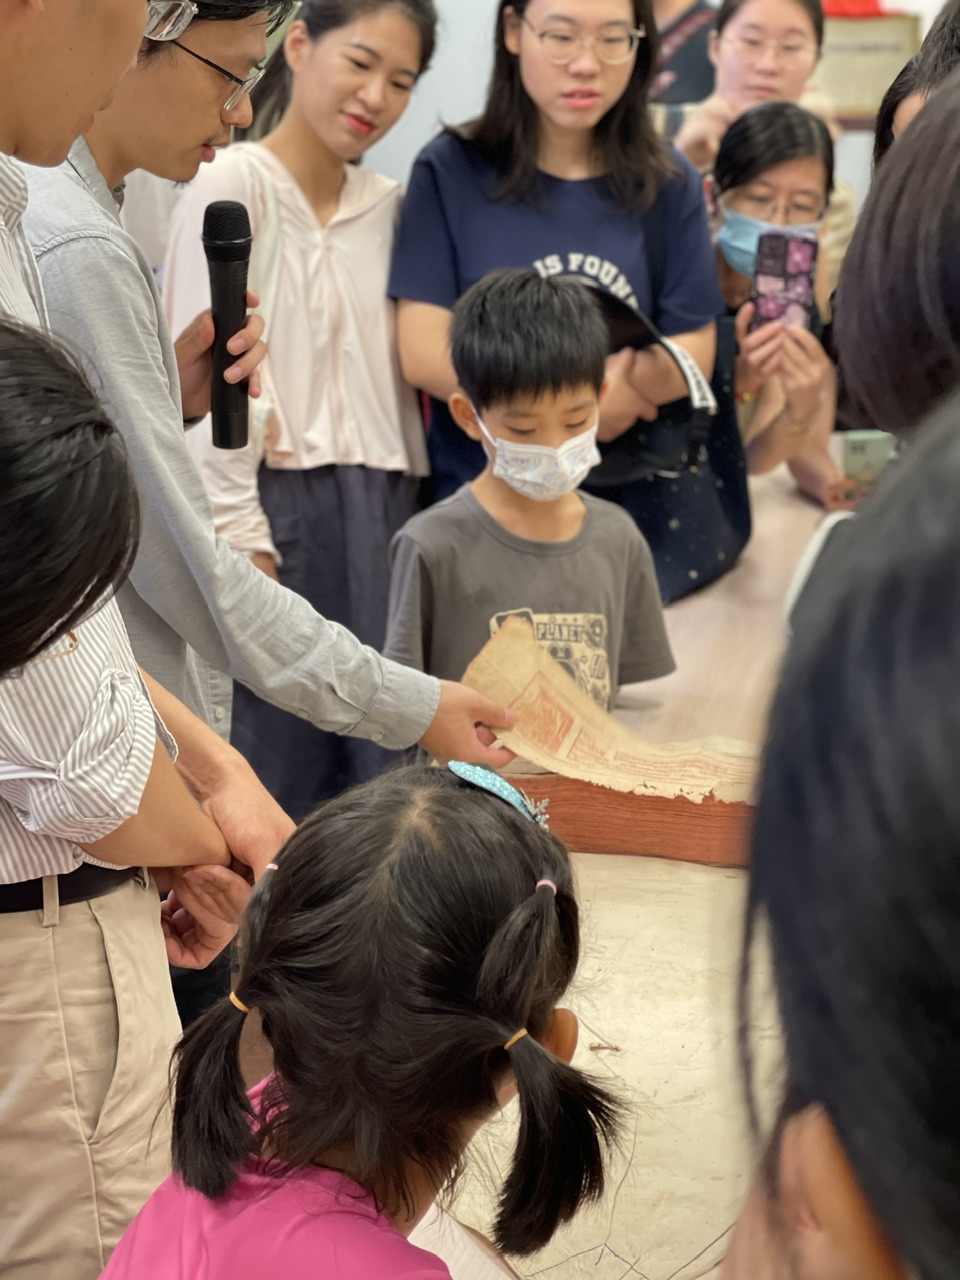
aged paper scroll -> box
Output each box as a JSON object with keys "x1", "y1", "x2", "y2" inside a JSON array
[{"x1": 463, "y1": 618, "x2": 757, "y2": 805}]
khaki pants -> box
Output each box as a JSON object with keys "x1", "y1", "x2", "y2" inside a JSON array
[{"x1": 0, "y1": 873, "x2": 181, "y2": 1280}]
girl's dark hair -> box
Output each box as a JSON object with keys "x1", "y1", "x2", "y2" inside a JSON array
[
  {"x1": 140, "y1": 0, "x2": 295, "y2": 60},
  {"x1": 873, "y1": 56, "x2": 920, "y2": 167},
  {"x1": 874, "y1": 0, "x2": 960, "y2": 166},
  {"x1": 714, "y1": 100, "x2": 834, "y2": 198},
  {"x1": 716, "y1": 0, "x2": 824, "y2": 46},
  {"x1": 242, "y1": 0, "x2": 437, "y2": 139},
  {"x1": 450, "y1": 0, "x2": 675, "y2": 213},
  {"x1": 834, "y1": 68, "x2": 960, "y2": 437},
  {"x1": 0, "y1": 321, "x2": 139, "y2": 679},
  {"x1": 740, "y1": 393, "x2": 960, "y2": 1280},
  {"x1": 171, "y1": 767, "x2": 622, "y2": 1256},
  {"x1": 452, "y1": 269, "x2": 608, "y2": 412}
]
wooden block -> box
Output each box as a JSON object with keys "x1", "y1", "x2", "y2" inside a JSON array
[{"x1": 512, "y1": 773, "x2": 752, "y2": 868}]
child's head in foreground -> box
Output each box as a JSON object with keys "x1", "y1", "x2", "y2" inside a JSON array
[
  {"x1": 448, "y1": 269, "x2": 610, "y2": 502},
  {"x1": 172, "y1": 764, "x2": 621, "y2": 1256}
]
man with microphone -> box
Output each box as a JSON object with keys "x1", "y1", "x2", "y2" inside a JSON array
[{"x1": 21, "y1": 5, "x2": 515, "y2": 801}]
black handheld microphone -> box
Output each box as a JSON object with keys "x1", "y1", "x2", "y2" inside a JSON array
[{"x1": 202, "y1": 200, "x2": 253, "y2": 449}]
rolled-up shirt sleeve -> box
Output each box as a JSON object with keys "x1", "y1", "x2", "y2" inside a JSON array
[
  {"x1": 0, "y1": 600, "x2": 174, "y2": 879},
  {"x1": 0, "y1": 670, "x2": 159, "y2": 845}
]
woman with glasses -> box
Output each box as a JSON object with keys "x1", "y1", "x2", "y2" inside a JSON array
[
  {"x1": 707, "y1": 102, "x2": 848, "y2": 508},
  {"x1": 390, "y1": 0, "x2": 745, "y2": 602},
  {"x1": 661, "y1": 0, "x2": 856, "y2": 309},
  {"x1": 162, "y1": 0, "x2": 439, "y2": 823}
]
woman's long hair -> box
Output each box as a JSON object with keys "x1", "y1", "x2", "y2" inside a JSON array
[{"x1": 450, "y1": 0, "x2": 675, "y2": 212}]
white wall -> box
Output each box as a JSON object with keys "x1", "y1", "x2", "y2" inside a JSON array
[{"x1": 366, "y1": 0, "x2": 500, "y2": 184}]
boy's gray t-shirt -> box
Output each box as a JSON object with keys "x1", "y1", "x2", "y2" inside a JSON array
[{"x1": 385, "y1": 487, "x2": 675, "y2": 708}]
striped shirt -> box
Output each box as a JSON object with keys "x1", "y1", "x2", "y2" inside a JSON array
[
  {"x1": 0, "y1": 151, "x2": 172, "y2": 884},
  {"x1": 0, "y1": 600, "x2": 175, "y2": 884},
  {"x1": 0, "y1": 154, "x2": 45, "y2": 325}
]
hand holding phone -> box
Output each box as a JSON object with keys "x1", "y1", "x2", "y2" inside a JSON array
[{"x1": 749, "y1": 230, "x2": 819, "y2": 334}]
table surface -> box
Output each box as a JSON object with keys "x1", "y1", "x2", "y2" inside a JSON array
[{"x1": 617, "y1": 467, "x2": 826, "y2": 750}]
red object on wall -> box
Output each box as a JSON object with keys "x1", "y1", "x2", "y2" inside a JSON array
[{"x1": 822, "y1": 0, "x2": 885, "y2": 14}]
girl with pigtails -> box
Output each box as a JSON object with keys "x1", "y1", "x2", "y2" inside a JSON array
[{"x1": 102, "y1": 765, "x2": 622, "y2": 1279}]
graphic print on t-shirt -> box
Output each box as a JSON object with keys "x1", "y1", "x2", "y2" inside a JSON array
[
  {"x1": 491, "y1": 609, "x2": 610, "y2": 707},
  {"x1": 532, "y1": 252, "x2": 641, "y2": 313}
]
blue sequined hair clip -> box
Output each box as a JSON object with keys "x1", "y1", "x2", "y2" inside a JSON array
[{"x1": 448, "y1": 762, "x2": 550, "y2": 828}]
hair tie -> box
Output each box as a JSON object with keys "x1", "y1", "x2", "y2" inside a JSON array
[
  {"x1": 266, "y1": 863, "x2": 279, "y2": 871},
  {"x1": 229, "y1": 992, "x2": 250, "y2": 1013},
  {"x1": 536, "y1": 879, "x2": 557, "y2": 896},
  {"x1": 504, "y1": 1028, "x2": 528, "y2": 1052}
]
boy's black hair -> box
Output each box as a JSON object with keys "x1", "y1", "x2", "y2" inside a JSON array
[
  {"x1": 0, "y1": 321, "x2": 139, "y2": 678},
  {"x1": 171, "y1": 766, "x2": 622, "y2": 1257},
  {"x1": 451, "y1": 269, "x2": 609, "y2": 415},
  {"x1": 741, "y1": 392, "x2": 960, "y2": 1279}
]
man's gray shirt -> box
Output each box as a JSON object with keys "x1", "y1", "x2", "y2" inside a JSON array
[{"x1": 22, "y1": 141, "x2": 438, "y2": 746}]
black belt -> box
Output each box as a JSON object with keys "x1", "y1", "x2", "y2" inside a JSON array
[{"x1": 0, "y1": 863, "x2": 139, "y2": 915}]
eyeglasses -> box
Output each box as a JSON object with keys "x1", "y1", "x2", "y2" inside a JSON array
[
  {"x1": 522, "y1": 16, "x2": 646, "y2": 65},
  {"x1": 169, "y1": 39, "x2": 266, "y2": 111},
  {"x1": 145, "y1": 0, "x2": 197, "y2": 42},
  {"x1": 724, "y1": 192, "x2": 824, "y2": 225},
  {"x1": 721, "y1": 33, "x2": 817, "y2": 67}
]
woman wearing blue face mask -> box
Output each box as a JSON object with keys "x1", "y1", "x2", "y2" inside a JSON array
[{"x1": 707, "y1": 101, "x2": 848, "y2": 509}]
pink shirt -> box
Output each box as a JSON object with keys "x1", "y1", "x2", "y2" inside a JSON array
[{"x1": 102, "y1": 1088, "x2": 452, "y2": 1280}]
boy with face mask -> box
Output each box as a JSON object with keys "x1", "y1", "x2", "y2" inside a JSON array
[{"x1": 385, "y1": 269, "x2": 674, "y2": 711}]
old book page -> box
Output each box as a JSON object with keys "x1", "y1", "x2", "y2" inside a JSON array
[{"x1": 463, "y1": 618, "x2": 757, "y2": 805}]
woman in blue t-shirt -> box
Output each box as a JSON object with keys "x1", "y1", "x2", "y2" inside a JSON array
[{"x1": 390, "y1": 0, "x2": 730, "y2": 599}]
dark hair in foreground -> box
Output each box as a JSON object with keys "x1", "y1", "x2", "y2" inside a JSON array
[
  {"x1": 0, "y1": 322, "x2": 139, "y2": 679},
  {"x1": 172, "y1": 766, "x2": 621, "y2": 1256},
  {"x1": 450, "y1": 0, "x2": 675, "y2": 213},
  {"x1": 716, "y1": 0, "x2": 824, "y2": 45},
  {"x1": 874, "y1": 0, "x2": 960, "y2": 165},
  {"x1": 714, "y1": 101, "x2": 834, "y2": 198},
  {"x1": 834, "y1": 68, "x2": 960, "y2": 436},
  {"x1": 451, "y1": 269, "x2": 608, "y2": 413},
  {"x1": 873, "y1": 57, "x2": 920, "y2": 166},
  {"x1": 241, "y1": 0, "x2": 437, "y2": 139},
  {"x1": 742, "y1": 394, "x2": 960, "y2": 1280}
]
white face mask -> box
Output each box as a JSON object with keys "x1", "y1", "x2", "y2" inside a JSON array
[{"x1": 477, "y1": 415, "x2": 601, "y2": 502}]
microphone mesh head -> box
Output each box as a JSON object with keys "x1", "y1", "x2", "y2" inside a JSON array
[
  {"x1": 202, "y1": 200, "x2": 252, "y2": 263},
  {"x1": 203, "y1": 200, "x2": 252, "y2": 243}
]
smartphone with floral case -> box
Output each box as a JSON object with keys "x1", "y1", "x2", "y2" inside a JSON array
[{"x1": 749, "y1": 230, "x2": 819, "y2": 333}]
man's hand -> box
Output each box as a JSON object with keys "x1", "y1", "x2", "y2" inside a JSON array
[
  {"x1": 176, "y1": 288, "x2": 267, "y2": 421},
  {"x1": 197, "y1": 755, "x2": 296, "y2": 881},
  {"x1": 419, "y1": 681, "x2": 516, "y2": 768},
  {"x1": 160, "y1": 864, "x2": 252, "y2": 969}
]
